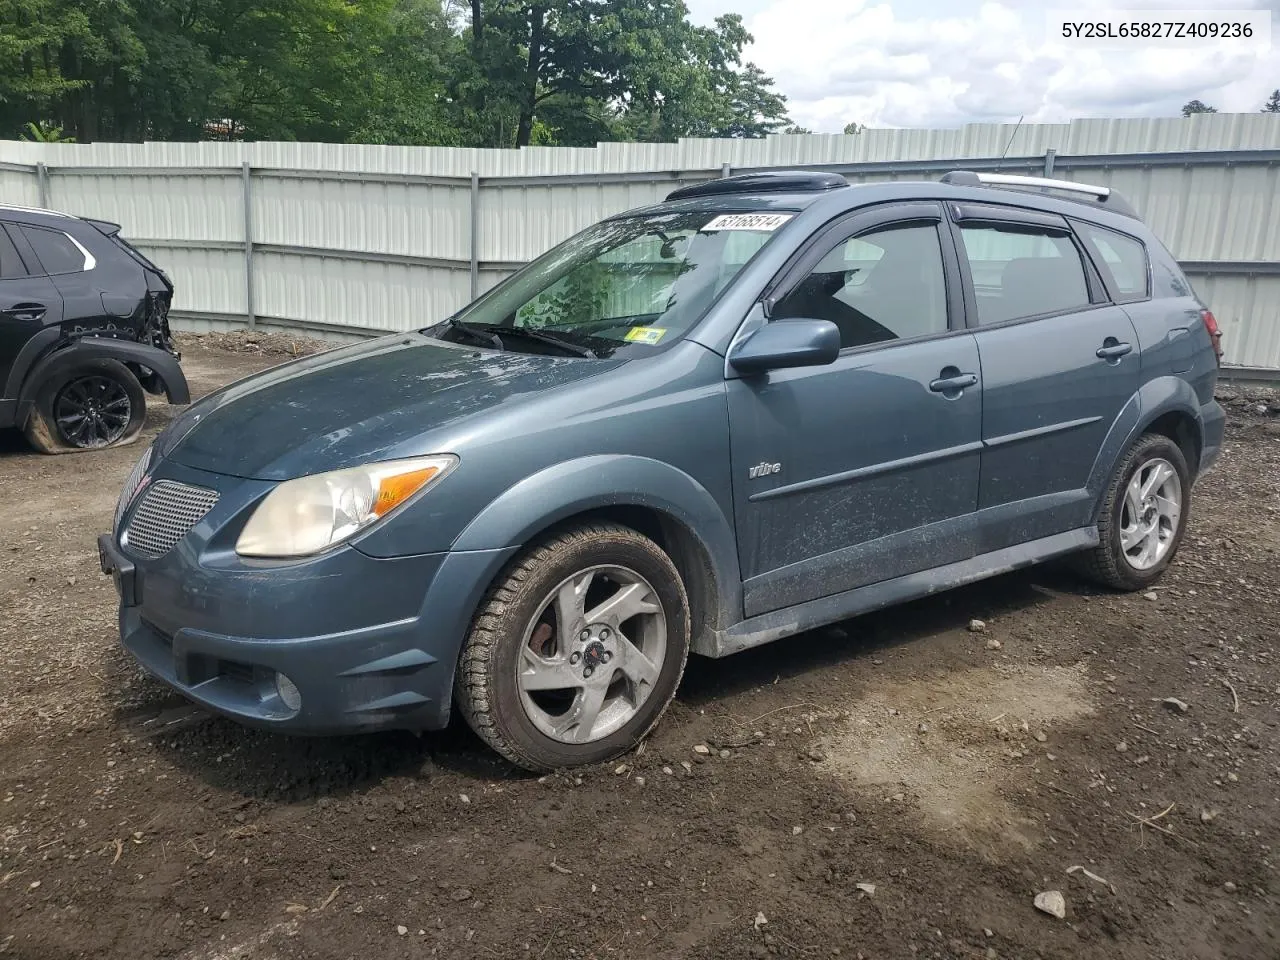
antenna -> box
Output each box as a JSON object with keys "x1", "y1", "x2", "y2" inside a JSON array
[{"x1": 998, "y1": 115, "x2": 1025, "y2": 168}]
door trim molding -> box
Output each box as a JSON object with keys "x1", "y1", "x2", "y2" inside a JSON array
[
  {"x1": 748, "y1": 438, "x2": 984, "y2": 503},
  {"x1": 983, "y1": 415, "x2": 1102, "y2": 449}
]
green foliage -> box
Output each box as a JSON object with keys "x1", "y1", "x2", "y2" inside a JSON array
[
  {"x1": 0, "y1": 0, "x2": 795, "y2": 147},
  {"x1": 1263, "y1": 90, "x2": 1280, "y2": 114},
  {"x1": 20, "y1": 120, "x2": 75, "y2": 142},
  {"x1": 1181, "y1": 99, "x2": 1218, "y2": 117},
  {"x1": 842, "y1": 121, "x2": 865, "y2": 135}
]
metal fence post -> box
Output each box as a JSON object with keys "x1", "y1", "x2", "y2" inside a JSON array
[
  {"x1": 241, "y1": 161, "x2": 256, "y2": 330},
  {"x1": 1044, "y1": 149, "x2": 1057, "y2": 177},
  {"x1": 36, "y1": 162, "x2": 49, "y2": 208},
  {"x1": 469, "y1": 171, "x2": 480, "y2": 301}
]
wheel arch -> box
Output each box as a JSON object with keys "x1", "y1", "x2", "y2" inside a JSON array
[
  {"x1": 450, "y1": 455, "x2": 743, "y2": 656},
  {"x1": 1087, "y1": 376, "x2": 1204, "y2": 521},
  {"x1": 17, "y1": 338, "x2": 190, "y2": 412}
]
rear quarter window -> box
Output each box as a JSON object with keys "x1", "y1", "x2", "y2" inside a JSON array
[
  {"x1": 1078, "y1": 222, "x2": 1150, "y2": 302},
  {"x1": 21, "y1": 225, "x2": 89, "y2": 275}
]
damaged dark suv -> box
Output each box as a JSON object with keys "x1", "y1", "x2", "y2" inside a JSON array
[{"x1": 0, "y1": 203, "x2": 188, "y2": 452}]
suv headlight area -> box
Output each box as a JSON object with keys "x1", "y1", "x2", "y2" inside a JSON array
[{"x1": 235, "y1": 455, "x2": 458, "y2": 558}]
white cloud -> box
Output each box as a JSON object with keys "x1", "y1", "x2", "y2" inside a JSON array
[{"x1": 685, "y1": 0, "x2": 1280, "y2": 130}]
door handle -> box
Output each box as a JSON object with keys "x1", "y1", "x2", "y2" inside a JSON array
[
  {"x1": 1, "y1": 302, "x2": 47, "y2": 323},
  {"x1": 929, "y1": 371, "x2": 979, "y2": 394},
  {"x1": 1096, "y1": 338, "x2": 1133, "y2": 361}
]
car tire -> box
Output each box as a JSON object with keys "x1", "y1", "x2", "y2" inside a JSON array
[
  {"x1": 1076, "y1": 432, "x2": 1191, "y2": 591},
  {"x1": 23, "y1": 358, "x2": 147, "y2": 454},
  {"x1": 455, "y1": 522, "x2": 690, "y2": 772}
]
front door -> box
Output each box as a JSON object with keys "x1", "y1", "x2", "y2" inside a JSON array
[
  {"x1": 951, "y1": 208, "x2": 1142, "y2": 551},
  {"x1": 726, "y1": 204, "x2": 984, "y2": 618},
  {"x1": 0, "y1": 223, "x2": 64, "y2": 401}
]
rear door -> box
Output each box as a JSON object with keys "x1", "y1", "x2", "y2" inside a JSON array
[
  {"x1": 950, "y1": 204, "x2": 1141, "y2": 551},
  {"x1": 0, "y1": 222, "x2": 64, "y2": 402},
  {"x1": 726, "y1": 202, "x2": 984, "y2": 617},
  {"x1": 17, "y1": 222, "x2": 138, "y2": 337}
]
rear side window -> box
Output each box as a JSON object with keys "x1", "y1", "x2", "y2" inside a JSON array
[
  {"x1": 773, "y1": 223, "x2": 948, "y2": 348},
  {"x1": 958, "y1": 224, "x2": 1090, "y2": 325},
  {"x1": 1078, "y1": 223, "x2": 1149, "y2": 301},
  {"x1": 21, "y1": 225, "x2": 88, "y2": 274},
  {"x1": 0, "y1": 225, "x2": 28, "y2": 279}
]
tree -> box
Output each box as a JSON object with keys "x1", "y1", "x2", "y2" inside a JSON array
[
  {"x1": 1263, "y1": 89, "x2": 1280, "y2": 113},
  {"x1": 1181, "y1": 99, "x2": 1218, "y2": 117},
  {"x1": 0, "y1": 0, "x2": 791, "y2": 147},
  {"x1": 843, "y1": 121, "x2": 865, "y2": 135},
  {"x1": 781, "y1": 125, "x2": 812, "y2": 135},
  {"x1": 461, "y1": 2, "x2": 789, "y2": 147}
]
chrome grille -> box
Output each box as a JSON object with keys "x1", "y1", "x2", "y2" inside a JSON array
[{"x1": 122, "y1": 480, "x2": 220, "y2": 559}]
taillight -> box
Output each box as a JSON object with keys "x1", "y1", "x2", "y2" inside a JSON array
[{"x1": 1200, "y1": 308, "x2": 1223, "y2": 365}]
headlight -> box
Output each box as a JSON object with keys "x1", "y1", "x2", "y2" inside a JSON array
[
  {"x1": 115, "y1": 445, "x2": 153, "y2": 530},
  {"x1": 235, "y1": 455, "x2": 457, "y2": 558}
]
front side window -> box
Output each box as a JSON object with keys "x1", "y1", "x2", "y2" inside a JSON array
[
  {"x1": 772, "y1": 223, "x2": 948, "y2": 348},
  {"x1": 1078, "y1": 222, "x2": 1149, "y2": 301},
  {"x1": 20, "y1": 225, "x2": 89, "y2": 275},
  {"x1": 958, "y1": 223, "x2": 1090, "y2": 325},
  {"x1": 440, "y1": 210, "x2": 788, "y2": 357}
]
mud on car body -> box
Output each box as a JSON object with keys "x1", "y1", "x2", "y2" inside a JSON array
[
  {"x1": 100, "y1": 170, "x2": 1225, "y2": 771},
  {"x1": 0, "y1": 203, "x2": 189, "y2": 452}
]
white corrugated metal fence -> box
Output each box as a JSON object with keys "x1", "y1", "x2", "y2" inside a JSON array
[{"x1": 1, "y1": 114, "x2": 1278, "y2": 370}]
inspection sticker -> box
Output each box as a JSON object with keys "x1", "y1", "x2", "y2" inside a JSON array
[
  {"x1": 624, "y1": 326, "x2": 668, "y2": 345},
  {"x1": 700, "y1": 213, "x2": 793, "y2": 232}
]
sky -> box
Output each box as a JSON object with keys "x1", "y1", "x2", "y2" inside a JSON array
[{"x1": 684, "y1": 0, "x2": 1280, "y2": 132}]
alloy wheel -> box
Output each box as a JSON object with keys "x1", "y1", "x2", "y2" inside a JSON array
[
  {"x1": 516, "y1": 564, "x2": 667, "y2": 744},
  {"x1": 53, "y1": 376, "x2": 133, "y2": 448},
  {"x1": 1119, "y1": 457, "x2": 1182, "y2": 571}
]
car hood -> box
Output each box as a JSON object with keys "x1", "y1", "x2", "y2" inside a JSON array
[{"x1": 162, "y1": 334, "x2": 621, "y2": 480}]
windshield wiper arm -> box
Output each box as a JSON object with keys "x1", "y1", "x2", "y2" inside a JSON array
[
  {"x1": 495, "y1": 326, "x2": 597, "y2": 359},
  {"x1": 445, "y1": 317, "x2": 504, "y2": 350}
]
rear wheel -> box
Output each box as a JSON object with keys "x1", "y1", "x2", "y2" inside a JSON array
[
  {"x1": 455, "y1": 523, "x2": 690, "y2": 771},
  {"x1": 23, "y1": 359, "x2": 146, "y2": 454},
  {"x1": 1076, "y1": 433, "x2": 1191, "y2": 590}
]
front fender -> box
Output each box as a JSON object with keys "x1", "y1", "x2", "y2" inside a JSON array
[
  {"x1": 1086, "y1": 375, "x2": 1203, "y2": 519},
  {"x1": 20, "y1": 339, "x2": 190, "y2": 407},
  {"x1": 451, "y1": 454, "x2": 743, "y2": 630}
]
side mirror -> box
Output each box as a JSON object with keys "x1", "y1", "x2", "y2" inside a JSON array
[{"x1": 728, "y1": 319, "x2": 841, "y2": 375}]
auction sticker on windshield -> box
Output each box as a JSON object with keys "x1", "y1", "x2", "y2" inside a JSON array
[
  {"x1": 701, "y1": 213, "x2": 793, "y2": 232},
  {"x1": 624, "y1": 326, "x2": 667, "y2": 345}
]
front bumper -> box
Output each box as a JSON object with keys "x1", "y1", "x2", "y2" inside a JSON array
[{"x1": 99, "y1": 460, "x2": 516, "y2": 734}]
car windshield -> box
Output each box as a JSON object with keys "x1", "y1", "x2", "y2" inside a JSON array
[{"x1": 434, "y1": 210, "x2": 790, "y2": 357}]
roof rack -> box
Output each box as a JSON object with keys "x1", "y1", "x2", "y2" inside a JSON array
[
  {"x1": 939, "y1": 170, "x2": 1139, "y2": 219},
  {"x1": 666, "y1": 170, "x2": 847, "y2": 201},
  {"x1": 0, "y1": 202, "x2": 71, "y2": 219}
]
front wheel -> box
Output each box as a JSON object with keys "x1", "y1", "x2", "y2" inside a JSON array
[
  {"x1": 455, "y1": 523, "x2": 690, "y2": 771},
  {"x1": 1076, "y1": 433, "x2": 1191, "y2": 590}
]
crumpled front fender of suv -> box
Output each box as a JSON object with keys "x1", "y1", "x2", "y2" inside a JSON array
[
  {"x1": 446, "y1": 453, "x2": 744, "y2": 646},
  {"x1": 20, "y1": 337, "x2": 190, "y2": 407}
]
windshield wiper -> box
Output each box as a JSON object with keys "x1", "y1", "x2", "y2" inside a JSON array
[
  {"x1": 493, "y1": 326, "x2": 598, "y2": 359},
  {"x1": 444, "y1": 317, "x2": 504, "y2": 350}
]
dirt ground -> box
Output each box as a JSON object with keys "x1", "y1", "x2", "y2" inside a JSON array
[{"x1": 2, "y1": 334, "x2": 1278, "y2": 960}]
